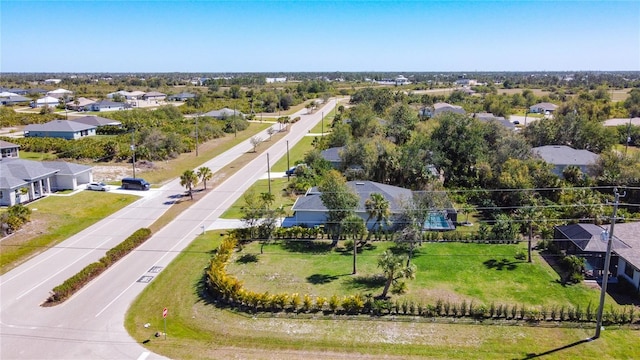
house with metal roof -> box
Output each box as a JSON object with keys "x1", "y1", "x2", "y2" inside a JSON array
[
  {"x1": 532, "y1": 145, "x2": 599, "y2": 177},
  {"x1": 88, "y1": 100, "x2": 127, "y2": 112},
  {"x1": 70, "y1": 115, "x2": 122, "y2": 128},
  {"x1": 0, "y1": 158, "x2": 92, "y2": 206},
  {"x1": 46, "y1": 88, "x2": 73, "y2": 99},
  {"x1": 282, "y1": 181, "x2": 456, "y2": 231},
  {"x1": 24, "y1": 120, "x2": 96, "y2": 140}
]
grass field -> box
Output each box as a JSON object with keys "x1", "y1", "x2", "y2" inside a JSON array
[
  {"x1": 271, "y1": 135, "x2": 317, "y2": 172},
  {"x1": 125, "y1": 232, "x2": 640, "y2": 360},
  {"x1": 220, "y1": 178, "x2": 297, "y2": 219},
  {"x1": 19, "y1": 151, "x2": 57, "y2": 161},
  {"x1": 0, "y1": 191, "x2": 138, "y2": 273}
]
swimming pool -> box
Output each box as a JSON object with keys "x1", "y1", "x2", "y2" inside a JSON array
[{"x1": 424, "y1": 213, "x2": 455, "y2": 231}]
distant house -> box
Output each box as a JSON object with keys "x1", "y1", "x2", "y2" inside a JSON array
[
  {"x1": 168, "y1": 92, "x2": 196, "y2": 101},
  {"x1": 0, "y1": 94, "x2": 31, "y2": 106},
  {"x1": 0, "y1": 158, "x2": 92, "y2": 206},
  {"x1": 0, "y1": 140, "x2": 20, "y2": 158},
  {"x1": 320, "y1": 147, "x2": 345, "y2": 169},
  {"x1": 203, "y1": 107, "x2": 245, "y2": 119},
  {"x1": 266, "y1": 77, "x2": 287, "y2": 83},
  {"x1": 532, "y1": 145, "x2": 599, "y2": 177},
  {"x1": 282, "y1": 181, "x2": 456, "y2": 231},
  {"x1": 70, "y1": 115, "x2": 122, "y2": 128},
  {"x1": 88, "y1": 100, "x2": 127, "y2": 112},
  {"x1": 612, "y1": 222, "x2": 640, "y2": 293},
  {"x1": 395, "y1": 75, "x2": 411, "y2": 85},
  {"x1": 420, "y1": 102, "x2": 466, "y2": 118},
  {"x1": 65, "y1": 97, "x2": 96, "y2": 111},
  {"x1": 6, "y1": 88, "x2": 29, "y2": 95},
  {"x1": 473, "y1": 112, "x2": 516, "y2": 130},
  {"x1": 31, "y1": 96, "x2": 60, "y2": 108},
  {"x1": 554, "y1": 224, "x2": 629, "y2": 279},
  {"x1": 43, "y1": 79, "x2": 62, "y2": 85},
  {"x1": 46, "y1": 88, "x2": 73, "y2": 99},
  {"x1": 529, "y1": 102, "x2": 558, "y2": 114},
  {"x1": 142, "y1": 91, "x2": 166, "y2": 101},
  {"x1": 24, "y1": 120, "x2": 96, "y2": 140}
]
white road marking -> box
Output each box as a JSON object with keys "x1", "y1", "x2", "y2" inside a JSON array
[{"x1": 137, "y1": 351, "x2": 150, "y2": 360}]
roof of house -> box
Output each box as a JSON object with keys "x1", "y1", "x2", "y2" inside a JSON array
[
  {"x1": 144, "y1": 91, "x2": 166, "y2": 97},
  {"x1": 320, "y1": 147, "x2": 344, "y2": 163},
  {"x1": 41, "y1": 161, "x2": 91, "y2": 176},
  {"x1": 0, "y1": 140, "x2": 20, "y2": 150},
  {"x1": 70, "y1": 115, "x2": 121, "y2": 127},
  {"x1": 91, "y1": 100, "x2": 125, "y2": 108},
  {"x1": 36, "y1": 96, "x2": 60, "y2": 104},
  {"x1": 203, "y1": 107, "x2": 244, "y2": 118},
  {"x1": 530, "y1": 102, "x2": 558, "y2": 111},
  {"x1": 47, "y1": 88, "x2": 73, "y2": 95},
  {"x1": 433, "y1": 102, "x2": 463, "y2": 110},
  {"x1": 0, "y1": 158, "x2": 60, "y2": 189},
  {"x1": 1, "y1": 95, "x2": 31, "y2": 103},
  {"x1": 532, "y1": 145, "x2": 599, "y2": 166},
  {"x1": 0, "y1": 91, "x2": 19, "y2": 97},
  {"x1": 555, "y1": 223, "x2": 630, "y2": 253},
  {"x1": 24, "y1": 120, "x2": 96, "y2": 133},
  {"x1": 473, "y1": 112, "x2": 515, "y2": 130},
  {"x1": 168, "y1": 92, "x2": 196, "y2": 99},
  {"x1": 66, "y1": 97, "x2": 96, "y2": 107},
  {"x1": 292, "y1": 181, "x2": 414, "y2": 214},
  {"x1": 610, "y1": 221, "x2": 640, "y2": 271}
]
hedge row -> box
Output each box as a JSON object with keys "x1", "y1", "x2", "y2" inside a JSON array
[
  {"x1": 206, "y1": 235, "x2": 638, "y2": 326},
  {"x1": 45, "y1": 228, "x2": 152, "y2": 305}
]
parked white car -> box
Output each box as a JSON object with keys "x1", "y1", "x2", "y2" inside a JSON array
[{"x1": 86, "y1": 182, "x2": 110, "y2": 191}]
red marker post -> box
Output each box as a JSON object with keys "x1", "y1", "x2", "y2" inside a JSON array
[{"x1": 162, "y1": 307, "x2": 168, "y2": 340}]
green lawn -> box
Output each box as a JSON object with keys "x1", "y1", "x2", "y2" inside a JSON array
[
  {"x1": 125, "y1": 232, "x2": 639, "y2": 360},
  {"x1": 309, "y1": 107, "x2": 338, "y2": 134},
  {"x1": 0, "y1": 191, "x2": 138, "y2": 273},
  {"x1": 19, "y1": 151, "x2": 57, "y2": 161},
  {"x1": 227, "y1": 240, "x2": 611, "y2": 309},
  {"x1": 271, "y1": 135, "x2": 318, "y2": 172}
]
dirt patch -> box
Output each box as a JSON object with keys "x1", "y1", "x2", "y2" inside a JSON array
[{"x1": 91, "y1": 161, "x2": 158, "y2": 183}]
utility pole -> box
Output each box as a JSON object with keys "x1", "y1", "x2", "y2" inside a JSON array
[
  {"x1": 593, "y1": 187, "x2": 623, "y2": 339},
  {"x1": 130, "y1": 130, "x2": 136, "y2": 179},
  {"x1": 286, "y1": 140, "x2": 290, "y2": 181}
]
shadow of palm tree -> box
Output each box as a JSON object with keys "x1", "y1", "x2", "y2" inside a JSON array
[
  {"x1": 307, "y1": 273, "x2": 340, "y2": 284},
  {"x1": 237, "y1": 253, "x2": 259, "y2": 264},
  {"x1": 345, "y1": 274, "x2": 386, "y2": 290},
  {"x1": 281, "y1": 240, "x2": 333, "y2": 254},
  {"x1": 483, "y1": 258, "x2": 520, "y2": 271}
]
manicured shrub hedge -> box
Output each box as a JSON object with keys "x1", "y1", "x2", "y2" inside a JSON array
[{"x1": 45, "y1": 228, "x2": 151, "y2": 305}]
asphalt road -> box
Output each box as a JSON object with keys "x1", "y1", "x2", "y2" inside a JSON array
[{"x1": 0, "y1": 99, "x2": 339, "y2": 359}]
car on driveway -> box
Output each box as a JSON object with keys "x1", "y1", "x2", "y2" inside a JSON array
[
  {"x1": 87, "y1": 182, "x2": 110, "y2": 191},
  {"x1": 286, "y1": 163, "x2": 307, "y2": 176}
]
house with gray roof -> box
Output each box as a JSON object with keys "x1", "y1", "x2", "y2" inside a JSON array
[
  {"x1": 89, "y1": 100, "x2": 128, "y2": 112},
  {"x1": 1, "y1": 95, "x2": 31, "y2": 106},
  {"x1": 532, "y1": 145, "x2": 599, "y2": 177},
  {"x1": 611, "y1": 222, "x2": 640, "y2": 294},
  {"x1": 203, "y1": 107, "x2": 245, "y2": 119},
  {"x1": 0, "y1": 158, "x2": 92, "y2": 206},
  {"x1": 70, "y1": 115, "x2": 122, "y2": 128},
  {"x1": 65, "y1": 97, "x2": 96, "y2": 111},
  {"x1": 529, "y1": 102, "x2": 558, "y2": 114},
  {"x1": 24, "y1": 120, "x2": 96, "y2": 140},
  {"x1": 142, "y1": 91, "x2": 166, "y2": 101},
  {"x1": 282, "y1": 181, "x2": 456, "y2": 231},
  {"x1": 473, "y1": 112, "x2": 516, "y2": 130},
  {"x1": 320, "y1": 147, "x2": 344, "y2": 169},
  {"x1": 0, "y1": 140, "x2": 20, "y2": 158},
  {"x1": 419, "y1": 102, "x2": 466, "y2": 118},
  {"x1": 168, "y1": 92, "x2": 196, "y2": 101}
]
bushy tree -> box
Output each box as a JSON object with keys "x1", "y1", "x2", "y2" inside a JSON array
[{"x1": 319, "y1": 170, "x2": 358, "y2": 246}]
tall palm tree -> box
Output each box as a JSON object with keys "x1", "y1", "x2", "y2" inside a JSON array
[
  {"x1": 364, "y1": 193, "x2": 390, "y2": 242},
  {"x1": 180, "y1": 169, "x2": 198, "y2": 200},
  {"x1": 197, "y1": 166, "x2": 213, "y2": 190}
]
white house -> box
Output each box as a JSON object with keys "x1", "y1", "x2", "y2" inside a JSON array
[
  {"x1": 529, "y1": 102, "x2": 558, "y2": 114},
  {"x1": 88, "y1": 100, "x2": 127, "y2": 112},
  {"x1": 31, "y1": 96, "x2": 60, "y2": 108},
  {"x1": 46, "y1": 88, "x2": 73, "y2": 99},
  {"x1": 613, "y1": 222, "x2": 640, "y2": 294}
]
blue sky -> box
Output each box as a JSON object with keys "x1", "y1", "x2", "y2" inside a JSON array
[{"x1": 2, "y1": 1, "x2": 639, "y2": 72}]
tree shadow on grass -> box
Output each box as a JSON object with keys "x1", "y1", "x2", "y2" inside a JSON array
[
  {"x1": 236, "y1": 253, "x2": 259, "y2": 264},
  {"x1": 336, "y1": 242, "x2": 377, "y2": 256},
  {"x1": 483, "y1": 258, "x2": 520, "y2": 271},
  {"x1": 344, "y1": 274, "x2": 386, "y2": 290},
  {"x1": 307, "y1": 273, "x2": 341, "y2": 284},
  {"x1": 281, "y1": 240, "x2": 333, "y2": 254}
]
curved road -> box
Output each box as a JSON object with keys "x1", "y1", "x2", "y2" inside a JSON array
[{"x1": 0, "y1": 99, "x2": 340, "y2": 359}]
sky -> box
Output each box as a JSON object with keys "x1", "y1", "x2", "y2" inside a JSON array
[{"x1": 1, "y1": 0, "x2": 639, "y2": 72}]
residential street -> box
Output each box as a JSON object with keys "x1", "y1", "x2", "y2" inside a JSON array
[{"x1": 0, "y1": 99, "x2": 338, "y2": 360}]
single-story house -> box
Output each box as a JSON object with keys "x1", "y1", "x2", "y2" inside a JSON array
[
  {"x1": 168, "y1": 92, "x2": 196, "y2": 101},
  {"x1": 320, "y1": 147, "x2": 344, "y2": 169},
  {"x1": 142, "y1": 91, "x2": 166, "y2": 101},
  {"x1": 203, "y1": 107, "x2": 245, "y2": 119},
  {"x1": 0, "y1": 140, "x2": 20, "y2": 158},
  {"x1": 529, "y1": 102, "x2": 558, "y2": 114},
  {"x1": 24, "y1": 120, "x2": 97, "y2": 140},
  {"x1": 31, "y1": 96, "x2": 60, "y2": 108},
  {"x1": 43, "y1": 79, "x2": 62, "y2": 85},
  {"x1": 1, "y1": 95, "x2": 31, "y2": 106},
  {"x1": 27, "y1": 88, "x2": 48, "y2": 95},
  {"x1": 282, "y1": 181, "x2": 456, "y2": 231},
  {"x1": 0, "y1": 88, "x2": 29, "y2": 95},
  {"x1": 46, "y1": 88, "x2": 73, "y2": 99},
  {"x1": 0, "y1": 158, "x2": 92, "y2": 206},
  {"x1": 611, "y1": 222, "x2": 640, "y2": 293},
  {"x1": 88, "y1": 100, "x2": 127, "y2": 112},
  {"x1": 107, "y1": 90, "x2": 146, "y2": 100},
  {"x1": 532, "y1": 145, "x2": 599, "y2": 177},
  {"x1": 70, "y1": 115, "x2": 122, "y2": 128},
  {"x1": 420, "y1": 102, "x2": 466, "y2": 118},
  {"x1": 473, "y1": 112, "x2": 516, "y2": 130},
  {"x1": 65, "y1": 97, "x2": 96, "y2": 111}
]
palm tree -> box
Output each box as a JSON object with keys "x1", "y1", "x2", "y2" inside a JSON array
[
  {"x1": 377, "y1": 250, "x2": 416, "y2": 298},
  {"x1": 364, "y1": 193, "x2": 390, "y2": 242},
  {"x1": 341, "y1": 214, "x2": 367, "y2": 274},
  {"x1": 180, "y1": 169, "x2": 198, "y2": 200},
  {"x1": 197, "y1": 166, "x2": 212, "y2": 190},
  {"x1": 260, "y1": 192, "x2": 275, "y2": 210}
]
